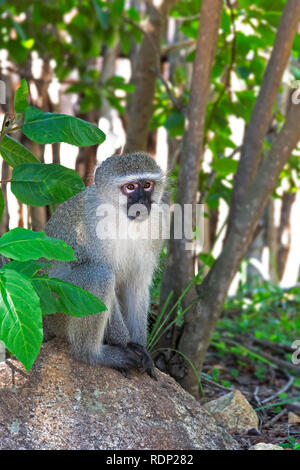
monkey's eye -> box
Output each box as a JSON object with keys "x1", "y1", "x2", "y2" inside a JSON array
[
  {"x1": 121, "y1": 182, "x2": 137, "y2": 195},
  {"x1": 143, "y1": 181, "x2": 153, "y2": 191}
]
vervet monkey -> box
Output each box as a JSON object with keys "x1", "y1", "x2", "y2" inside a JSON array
[{"x1": 44, "y1": 152, "x2": 166, "y2": 378}]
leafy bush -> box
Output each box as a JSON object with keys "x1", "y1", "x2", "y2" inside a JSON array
[{"x1": 0, "y1": 80, "x2": 107, "y2": 370}]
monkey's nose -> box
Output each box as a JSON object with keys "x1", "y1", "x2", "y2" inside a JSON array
[{"x1": 127, "y1": 202, "x2": 150, "y2": 220}]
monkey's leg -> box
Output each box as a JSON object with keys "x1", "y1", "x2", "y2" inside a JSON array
[
  {"x1": 105, "y1": 298, "x2": 143, "y2": 377},
  {"x1": 120, "y1": 283, "x2": 157, "y2": 378},
  {"x1": 61, "y1": 264, "x2": 142, "y2": 374}
]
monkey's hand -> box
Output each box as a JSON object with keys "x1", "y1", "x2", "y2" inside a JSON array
[
  {"x1": 128, "y1": 342, "x2": 157, "y2": 380},
  {"x1": 113, "y1": 344, "x2": 143, "y2": 379}
]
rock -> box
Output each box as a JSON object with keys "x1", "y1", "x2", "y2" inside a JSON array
[
  {"x1": 288, "y1": 411, "x2": 300, "y2": 424},
  {"x1": 0, "y1": 338, "x2": 239, "y2": 450},
  {"x1": 249, "y1": 443, "x2": 283, "y2": 450},
  {"x1": 203, "y1": 389, "x2": 258, "y2": 433}
]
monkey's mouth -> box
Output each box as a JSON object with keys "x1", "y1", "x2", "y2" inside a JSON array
[{"x1": 127, "y1": 202, "x2": 151, "y2": 221}]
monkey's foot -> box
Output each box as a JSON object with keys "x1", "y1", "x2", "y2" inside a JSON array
[{"x1": 128, "y1": 342, "x2": 157, "y2": 380}]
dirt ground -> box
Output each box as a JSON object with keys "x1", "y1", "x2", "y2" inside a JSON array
[{"x1": 201, "y1": 345, "x2": 300, "y2": 450}]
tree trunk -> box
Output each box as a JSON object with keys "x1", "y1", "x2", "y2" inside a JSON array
[
  {"x1": 0, "y1": 161, "x2": 10, "y2": 235},
  {"x1": 158, "y1": 0, "x2": 300, "y2": 397},
  {"x1": 0, "y1": 72, "x2": 14, "y2": 235},
  {"x1": 276, "y1": 192, "x2": 296, "y2": 280},
  {"x1": 158, "y1": 0, "x2": 223, "y2": 360},
  {"x1": 178, "y1": 97, "x2": 300, "y2": 396},
  {"x1": 124, "y1": 0, "x2": 176, "y2": 153}
]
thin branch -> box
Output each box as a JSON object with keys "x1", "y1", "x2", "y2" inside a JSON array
[
  {"x1": 151, "y1": 67, "x2": 185, "y2": 112},
  {"x1": 204, "y1": 0, "x2": 236, "y2": 137},
  {"x1": 172, "y1": 14, "x2": 201, "y2": 22},
  {"x1": 222, "y1": 338, "x2": 300, "y2": 375},
  {"x1": 124, "y1": 17, "x2": 161, "y2": 63},
  {"x1": 161, "y1": 39, "x2": 195, "y2": 55},
  {"x1": 252, "y1": 337, "x2": 294, "y2": 354},
  {"x1": 261, "y1": 375, "x2": 294, "y2": 404},
  {"x1": 265, "y1": 408, "x2": 287, "y2": 427},
  {"x1": 124, "y1": 17, "x2": 184, "y2": 113},
  {"x1": 198, "y1": 146, "x2": 242, "y2": 205},
  {"x1": 6, "y1": 359, "x2": 28, "y2": 380},
  {"x1": 0, "y1": 112, "x2": 8, "y2": 145},
  {"x1": 200, "y1": 374, "x2": 234, "y2": 392}
]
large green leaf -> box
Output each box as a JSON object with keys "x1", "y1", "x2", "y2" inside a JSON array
[
  {"x1": 0, "y1": 269, "x2": 43, "y2": 370},
  {"x1": 11, "y1": 162, "x2": 84, "y2": 206},
  {"x1": 4, "y1": 261, "x2": 107, "y2": 317},
  {"x1": 0, "y1": 228, "x2": 76, "y2": 262},
  {"x1": 0, "y1": 135, "x2": 40, "y2": 167},
  {"x1": 14, "y1": 78, "x2": 29, "y2": 113},
  {"x1": 22, "y1": 106, "x2": 106, "y2": 146},
  {"x1": 3, "y1": 260, "x2": 49, "y2": 277},
  {"x1": 33, "y1": 276, "x2": 107, "y2": 317}
]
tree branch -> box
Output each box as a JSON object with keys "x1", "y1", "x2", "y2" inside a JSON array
[{"x1": 161, "y1": 39, "x2": 195, "y2": 55}]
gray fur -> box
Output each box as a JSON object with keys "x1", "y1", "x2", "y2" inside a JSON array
[{"x1": 44, "y1": 152, "x2": 166, "y2": 376}]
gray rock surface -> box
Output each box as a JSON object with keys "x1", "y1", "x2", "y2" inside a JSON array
[{"x1": 0, "y1": 338, "x2": 239, "y2": 450}]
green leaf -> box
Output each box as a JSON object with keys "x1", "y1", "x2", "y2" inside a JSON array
[
  {"x1": 112, "y1": 0, "x2": 125, "y2": 16},
  {"x1": 165, "y1": 112, "x2": 185, "y2": 129},
  {"x1": 237, "y1": 0, "x2": 252, "y2": 7},
  {"x1": 0, "y1": 190, "x2": 4, "y2": 223},
  {"x1": 106, "y1": 76, "x2": 135, "y2": 93},
  {"x1": 3, "y1": 260, "x2": 49, "y2": 277},
  {"x1": 0, "y1": 269, "x2": 43, "y2": 370},
  {"x1": 22, "y1": 106, "x2": 106, "y2": 146},
  {"x1": 221, "y1": 9, "x2": 231, "y2": 35},
  {"x1": 199, "y1": 253, "x2": 215, "y2": 268},
  {"x1": 33, "y1": 276, "x2": 57, "y2": 315},
  {"x1": 180, "y1": 20, "x2": 199, "y2": 40},
  {"x1": 164, "y1": 112, "x2": 185, "y2": 137},
  {"x1": 211, "y1": 158, "x2": 238, "y2": 176},
  {"x1": 127, "y1": 7, "x2": 139, "y2": 22},
  {"x1": 7, "y1": 39, "x2": 28, "y2": 64},
  {"x1": 14, "y1": 78, "x2": 29, "y2": 113},
  {"x1": 21, "y1": 38, "x2": 35, "y2": 50},
  {"x1": 0, "y1": 228, "x2": 76, "y2": 262},
  {"x1": 0, "y1": 135, "x2": 40, "y2": 167},
  {"x1": 11, "y1": 163, "x2": 84, "y2": 206},
  {"x1": 93, "y1": 0, "x2": 110, "y2": 30},
  {"x1": 33, "y1": 276, "x2": 107, "y2": 317}
]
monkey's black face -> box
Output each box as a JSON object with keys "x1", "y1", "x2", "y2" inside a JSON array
[{"x1": 121, "y1": 180, "x2": 154, "y2": 220}]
